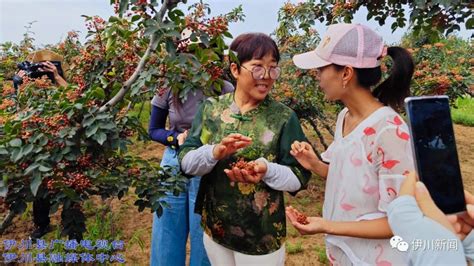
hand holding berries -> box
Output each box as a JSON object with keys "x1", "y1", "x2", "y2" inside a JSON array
[{"x1": 225, "y1": 158, "x2": 267, "y2": 184}]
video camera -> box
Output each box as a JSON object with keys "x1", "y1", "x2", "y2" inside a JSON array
[{"x1": 12, "y1": 60, "x2": 64, "y2": 89}]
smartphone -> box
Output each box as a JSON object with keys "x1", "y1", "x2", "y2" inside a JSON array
[{"x1": 405, "y1": 95, "x2": 466, "y2": 214}]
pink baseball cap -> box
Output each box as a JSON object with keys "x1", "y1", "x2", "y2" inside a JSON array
[{"x1": 293, "y1": 23, "x2": 386, "y2": 69}]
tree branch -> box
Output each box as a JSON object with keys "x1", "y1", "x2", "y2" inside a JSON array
[
  {"x1": 0, "y1": 211, "x2": 15, "y2": 234},
  {"x1": 99, "y1": 0, "x2": 172, "y2": 113}
]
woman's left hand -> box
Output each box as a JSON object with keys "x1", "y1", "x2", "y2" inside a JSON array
[
  {"x1": 399, "y1": 172, "x2": 457, "y2": 235},
  {"x1": 224, "y1": 160, "x2": 267, "y2": 184},
  {"x1": 39, "y1": 61, "x2": 60, "y2": 78},
  {"x1": 286, "y1": 206, "x2": 328, "y2": 235}
]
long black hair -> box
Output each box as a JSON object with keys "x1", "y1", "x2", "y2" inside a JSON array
[{"x1": 336, "y1": 47, "x2": 414, "y2": 110}]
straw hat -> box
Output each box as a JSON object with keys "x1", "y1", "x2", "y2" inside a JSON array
[{"x1": 26, "y1": 49, "x2": 69, "y2": 72}]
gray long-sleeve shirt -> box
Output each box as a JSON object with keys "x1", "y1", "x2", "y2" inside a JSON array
[
  {"x1": 387, "y1": 195, "x2": 473, "y2": 265},
  {"x1": 181, "y1": 144, "x2": 301, "y2": 192}
]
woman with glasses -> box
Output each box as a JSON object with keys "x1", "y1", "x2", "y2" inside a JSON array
[{"x1": 178, "y1": 33, "x2": 311, "y2": 265}]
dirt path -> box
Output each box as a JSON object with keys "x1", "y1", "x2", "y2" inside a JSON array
[{"x1": 1, "y1": 125, "x2": 473, "y2": 265}]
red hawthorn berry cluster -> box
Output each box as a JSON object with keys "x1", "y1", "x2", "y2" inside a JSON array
[
  {"x1": 1, "y1": 85, "x2": 15, "y2": 97},
  {"x1": 0, "y1": 99, "x2": 15, "y2": 110},
  {"x1": 206, "y1": 16, "x2": 228, "y2": 36},
  {"x1": 86, "y1": 16, "x2": 106, "y2": 31},
  {"x1": 77, "y1": 154, "x2": 93, "y2": 167},
  {"x1": 119, "y1": 129, "x2": 134, "y2": 138},
  {"x1": 33, "y1": 76, "x2": 52, "y2": 89},
  {"x1": 204, "y1": 64, "x2": 224, "y2": 81},
  {"x1": 47, "y1": 173, "x2": 92, "y2": 193},
  {"x1": 127, "y1": 167, "x2": 141, "y2": 177},
  {"x1": 229, "y1": 158, "x2": 256, "y2": 175},
  {"x1": 296, "y1": 212, "x2": 309, "y2": 225},
  {"x1": 22, "y1": 114, "x2": 70, "y2": 139}
]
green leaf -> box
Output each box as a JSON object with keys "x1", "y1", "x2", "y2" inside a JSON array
[
  {"x1": 92, "y1": 87, "x2": 106, "y2": 100},
  {"x1": 9, "y1": 138, "x2": 22, "y2": 147},
  {"x1": 30, "y1": 174, "x2": 42, "y2": 196},
  {"x1": 30, "y1": 133, "x2": 44, "y2": 143},
  {"x1": 82, "y1": 116, "x2": 96, "y2": 127},
  {"x1": 467, "y1": 18, "x2": 474, "y2": 30},
  {"x1": 99, "y1": 122, "x2": 116, "y2": 130},
  {"x1": 144, "y1": 26, "x2": 158, "y2": 36},
  {"x1": 38, "y1": 137, "x2": 48, "y2": 147},
  {"x1": 11, "y1": 148, "x2": 23, "y2": 163},
  {"x1": 119, "y1": 0, "x2": 129, "y2": 15},
  {"x1": 74, "y1": 103, "x2": 83, "y2": 110},
  {"x1": 131, "y1": 14, "x2": 141, "y2": 22},
  {"x1": 86, "y1": 123, "x2": 99, "y2": 137},
  {"x1": 39, "y1": 165, "x2": 52, "y2": 172},
  {"x1": 93, "y1": 132, "x2": 107, "y2": 145},
  {"x1": 0, "y1": 179, "x2": 7, "y2": 197},
  {"x1": 24, "y1": 163, "x2": 40, "y2": 175},
  {"x1": 22, "y1": 144, "x2": 34, "y2": 156}
]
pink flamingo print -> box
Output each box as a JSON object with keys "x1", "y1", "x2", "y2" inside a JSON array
[
  {"x1": 375, "y1": 244, "x2": 392, "y2": 266},
  {"x1": 377, "y1": 147, "x2": 400, "y2": 169},
  {"x1": 388, "y1": 116, "x2": 403, "y2": 126},
  {"x1": 367, "y1": 152, "x2": 373, "y2": 163},
  {"x1": 328, "y1": 251, "x2": 337, "y2": 264},
  {"x1": 364, "y1": 127, "x2": 376, "y2": 136},
  {"x1": 363, "y1": 175, "x2": 378, "y2": 195},
  {"x1": 350, "y1": 151, "x2": 362, "y2": 167},
  {"x1": 386, "y1": 187, "x2": 397, "y2": 200},
  {"x1": 340, "y1": 190, "x2": 355, "y2": 211},
  {"x1": 396, "y1": 127, "x2": 410, "y2": 141}
]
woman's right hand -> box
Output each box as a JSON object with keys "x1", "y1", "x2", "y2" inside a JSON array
[
  {"x1": 290, "y1": 141, "x2": 320, "y2": 172},
  {"x1": 177, "y1": 130, "x2": 188, "y2": 146},
  {"x1": 212, "y1": 133, "x2": 252, "y2": 160}
]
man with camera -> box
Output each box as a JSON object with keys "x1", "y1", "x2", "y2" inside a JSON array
[
  {"x1": 12, "y1": 50, "x2": 68, "y2": 240},
  {"x1": 13, "y1": 49, "x2": 68, "y2": 90}
]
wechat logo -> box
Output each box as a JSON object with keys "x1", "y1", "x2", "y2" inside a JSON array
[{"x1": 390, "y1": 235, "x2": 409, "y2": 252}]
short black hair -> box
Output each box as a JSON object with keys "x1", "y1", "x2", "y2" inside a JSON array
[{"x1": 230, "y1": 33, "x2": 280, "y2": 67}]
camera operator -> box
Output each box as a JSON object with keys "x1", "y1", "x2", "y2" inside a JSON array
[
  {"x1": 13, "y1": 50, "x2": 68, "y2": 92},
  {"x1": 16, "y1": 61, "x2": 67, "y2": 87},
  {"x1": 15, "y1": 50, "x2": 69, "y2": 240}
]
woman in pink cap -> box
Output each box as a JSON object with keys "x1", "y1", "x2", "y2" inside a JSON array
[{"x1": 287, "y1": 23, "x2": 415, "y2": 265}]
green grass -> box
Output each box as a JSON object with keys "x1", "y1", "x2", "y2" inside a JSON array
[
  {"x1": 315, "y1": 245, "x2": 329, "y2": 264},
  {"x1": 452, "y1": 95, "x2": 474, "y2": 127},
  {"x1": 128, "y1": 101, "x2": 152, "y2": 129},
  {"x1": 286, "y1": 241, "x2": 304, "y2": 254}
]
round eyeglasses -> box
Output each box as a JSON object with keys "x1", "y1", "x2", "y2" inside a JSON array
[{"x1": 240, "y1": 65, "x2": 281, "y2": 80}]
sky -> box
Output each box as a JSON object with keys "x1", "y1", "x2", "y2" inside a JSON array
[{"x1": 0, "y1": 0, "x2": 472, "y2": 47}]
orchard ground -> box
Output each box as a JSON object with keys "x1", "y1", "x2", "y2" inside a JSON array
[{"x1": 2, "y1": 124, "x2": 474, "y2": 265}]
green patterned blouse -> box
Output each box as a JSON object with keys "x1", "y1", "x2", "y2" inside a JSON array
[{"x1": 179, "y1": 93, "x2": 311, "y2": 255}]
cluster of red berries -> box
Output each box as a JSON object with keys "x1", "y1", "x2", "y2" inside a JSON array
[
  {"x1": 46, "y1": 173, "x2": 92, "y2": 193},
  {"x1": 1, "y1": 85, "x2": 15, "y2": 97},
  {"x1": 206, "y1": 16, "x2": 229, "y2": 36},
  {"x1": 86, "y1": 16, "x2": 106, "y2": 31},
  {"x1": 77, "y1": 154, "x2": 92, "y2": 167},
  {"x1": 0, "y1": 99, "x2": 15, "y2": 111},
  {"x1": 296, "y1": 212, "x2": 309, "y2": 225},
  {"x1": 127, "y1": 167, "x2": 141, "y2": 177},
  {"x1": 229, "y1": 158, "x2": 256, "y2": 176},
  {"x1": 204, "y1": 64, "x2": 224, "y2": 81}
]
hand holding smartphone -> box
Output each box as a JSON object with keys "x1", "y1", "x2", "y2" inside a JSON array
[{"x1": 405, "y1": 96, "x2": 466, "y2": 214}]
